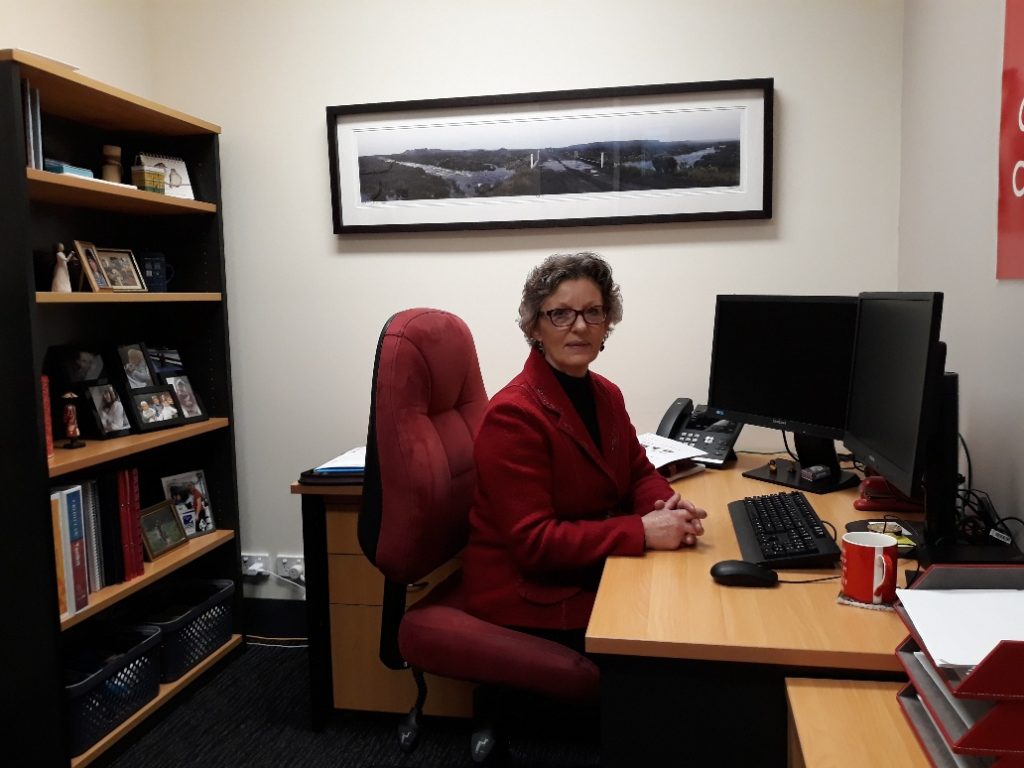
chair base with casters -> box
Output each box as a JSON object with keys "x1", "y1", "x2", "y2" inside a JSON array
[{"x1": 359, "y1": 307, "x2": 600, "y2": 764}]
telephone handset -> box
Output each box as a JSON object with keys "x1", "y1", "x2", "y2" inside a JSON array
[{"x1": 656, "y1": 398, "x2": 743, "y2": 467}]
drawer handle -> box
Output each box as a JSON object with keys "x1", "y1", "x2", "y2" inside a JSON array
[{"x1": 407, "y1": 581, "x2": 429, "y2": 593}]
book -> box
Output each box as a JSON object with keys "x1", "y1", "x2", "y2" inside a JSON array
[
  {"x1": 314, "y1": 446, "x2": 366, "y2": 475},
  {"x1": 21, "y1": 78, "x2": 34, "y2": 168},
  {"x1": 97, "y1": 471, "x2": 124, "y2": 584},
  {"x1": 81, "y1": 480, "x2": 105, "y2": 591},
  {"x1": 117, "y1": 469, "x2": 136, "y2": 579},
  {"x1": 43, "y1": 158, "x2": 94, "y2": 178},
  {"x1": 54, "y1": 485, "x2": 89, "y2": 613},
  {"x1": 41, "y1": 374, "x2": 54, "y2": 459},
  {"x1": 30, "y1": 84, "x2": 42, "y2": 169},
  {"x1": 50, "y1": 492, "x2": 68, "y2": 619}
]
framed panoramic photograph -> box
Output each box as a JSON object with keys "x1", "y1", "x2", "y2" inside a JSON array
[
  {"x1": 95, "y1": 248, "x2": 147, "y2": 292},
  {"x1": 84, "y1": 382, "x2": 132, "y2": 438},
  {"x1": 160, "y1": 469, "x2": 215, "y2": 537},
  {"x1": 73, "y1": 240, "x2": 111, "y2": 292},
  {"x1": 327, "y1": 78, "x2": 773, "y2": 233},
  {"x1": 126, "y1": 386, "x2": 183, "y2": 431},
  {"x1": 139, "y1": 499, "x2": 188, "y2": 560}
]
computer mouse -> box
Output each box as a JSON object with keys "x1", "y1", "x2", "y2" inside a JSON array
[{"x1": 709, "y1": 559, "x2": 779, "y2": 588}]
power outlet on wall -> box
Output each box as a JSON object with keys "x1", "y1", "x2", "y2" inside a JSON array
[
  {"x1": 241, "y1": 552, "x2": 270, "y2": 577},
  {"x1": 277, "y1": 555, "x2": 305, "y2": 582}
]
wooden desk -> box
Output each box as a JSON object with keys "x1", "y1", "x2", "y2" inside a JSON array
[
  {"x1": 587, "y1": 453, "x2": 916, "y2": 767},
  {"x1": 785, "y1": 678, "x2": 929, "y2": 768},
  {"x1": 290, "y1": 482, "x2": 472, "y2": 728}
]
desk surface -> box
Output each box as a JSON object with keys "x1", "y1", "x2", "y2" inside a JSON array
[
  {"x1": 586, "y1": 453, "x2": 915, "y2": 671},
  {"x1": 786, "y1": 678, "x2": 929, "y2": 768}
]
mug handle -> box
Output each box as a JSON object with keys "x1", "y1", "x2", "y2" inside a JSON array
[{"x1": 873, "y1": 552, "x2": 890, "y2": 597}]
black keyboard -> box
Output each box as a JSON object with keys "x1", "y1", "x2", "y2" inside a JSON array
[{"x1": 727, "y1": 491, "x2": 841, "y2": 569}]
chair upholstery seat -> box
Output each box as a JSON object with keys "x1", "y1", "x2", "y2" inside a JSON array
[{"x1": 398, "y1": 571, "x2": 600, "y2": 702}]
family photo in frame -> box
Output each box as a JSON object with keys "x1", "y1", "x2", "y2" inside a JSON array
[
  {"x1": 84, "y1": 383, "x2": 132, "y2": 437},
  {"x1": 73, "y1": 241, "x2": 147, "y2": 292},
  {"x1": 139, "y1": 500, "x2": 188, "y2": 560},
  {"x1": 161, "y1": 469, "x2": 215, "y2": 537}
]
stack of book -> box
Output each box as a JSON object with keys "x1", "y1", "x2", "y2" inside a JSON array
[
  {"x1": 300, "y1": 446, "x2": 365, "y2": 485},
  {"x1": 49, "y1": 469, "x2": 145, "y2": 619}
]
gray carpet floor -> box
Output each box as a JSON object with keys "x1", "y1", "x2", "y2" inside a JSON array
[{"x1": 104, "y1": 642, "x2": 600, "y2": 768}]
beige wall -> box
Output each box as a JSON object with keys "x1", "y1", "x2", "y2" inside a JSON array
[{"x1": 15, "y1": 1, "x2": 1019, "y2": 593}]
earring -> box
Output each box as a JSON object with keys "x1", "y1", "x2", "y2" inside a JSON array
[{"x1": 600, "y1": 343, "x2": 605, "y2": 352}]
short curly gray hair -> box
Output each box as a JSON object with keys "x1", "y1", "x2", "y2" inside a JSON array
[{"x1": 518, "y1": 252, "x2": 623, "y2": 347}]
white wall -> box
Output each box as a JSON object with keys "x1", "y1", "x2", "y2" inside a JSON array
[
  {"x1": 901, "y1": 0, "x2": 1024, "y2": 548},
  {"x1": 6, "y1": 1, "x2": 913, "y2": 596}
]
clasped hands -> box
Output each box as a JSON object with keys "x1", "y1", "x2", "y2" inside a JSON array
[{"x1": 642, "y1": 493, "x2": 707, "y2": 550}]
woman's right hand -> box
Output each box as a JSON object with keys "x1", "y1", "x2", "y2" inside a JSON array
[{"x1": 642, "y1": 493, "x2": 707, "y2": 550}]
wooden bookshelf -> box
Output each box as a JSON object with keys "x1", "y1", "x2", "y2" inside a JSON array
[
  {"x1": 36, "y1": 292, "x2": 222, "y2": 304},
  {"x1": 70, "y1": 635, "x2": 243, "y2": 768},
  {"x1": 48, "y1": 418, "x2": 230, "y2": 477},
  {"x1": 60, "y1": 530, "x2": 236, "y2": 630},
  {"x1": 27, "y1": 168, "x2": 217, "y2": 214}
]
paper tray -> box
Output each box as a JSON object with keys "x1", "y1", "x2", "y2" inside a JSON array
[
  {"x1": 897, "y1": 637, "x2": 1024, "y2": 755},
  {"x1": 894, "y1": 564, "x2": 1024, "y2": 700}
]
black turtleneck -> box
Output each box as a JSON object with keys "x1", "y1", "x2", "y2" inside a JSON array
[{"x1": 550, "y1": 365, "x2": 602, "y2": 451}]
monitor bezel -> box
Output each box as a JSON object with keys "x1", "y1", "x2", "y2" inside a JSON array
[
  {"x1": 706, "y1": 294, "x2": 859, "y2": 441},
  {"x1": 841, "y1": 291, "x2": 944, "y2": 501}
]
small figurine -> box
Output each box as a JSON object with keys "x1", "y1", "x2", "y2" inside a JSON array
[
  {"x1": 101, "y1": 144, "x2": 122, "y2": 183},
  {"x1": 51, "y1": 243, "x2": 73, "y2": 293},
  {"x1": 61, "y1": 391, "x2": 85, "y2": 449}
]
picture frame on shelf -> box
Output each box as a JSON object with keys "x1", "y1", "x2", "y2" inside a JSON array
[
  {"x1": 94, "y1": 248, "x2": 147, "y2": 292},
  {"x1": 139, "y1": 499, "x2": 189, "y2": 560},
  {"x1": 136, "y1": 152, "x2": 194, "y2": 200},
  {"x1": 117, "y1": 343, "x2": 156, "y2": 390},
  {"x1": 160, "y1": 469, "x2": 215, "y2": 537},
  {"x1": 327, "y1": 78, "x2": 773, "y2": 233},
  {"x1": 126, "y1": 386, "x2": 183, "y2": 431},
  {"x1": 73, "y1": 240, "x2": 111, "y2": 292},
  {"x1": 45, "y1": 345, "x2": 106, "y2": 387},
  {"x1": 145, "y1": 346, "x2": 186, "y2": 381},
  {"x1": 84, "y1": 382, "x2": 132, "y2": 438},
  {"x1": 165, "y1": 375, "x2": 207, "y2": 422}
]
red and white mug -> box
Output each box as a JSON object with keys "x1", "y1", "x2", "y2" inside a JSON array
[{"x1": 840, "y1": 531, "x2": 898, "y2": 605}]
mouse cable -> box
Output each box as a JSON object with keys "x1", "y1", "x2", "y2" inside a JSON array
[{"x1": 777, "y1": 574, "x2": 841, "y2": 584}]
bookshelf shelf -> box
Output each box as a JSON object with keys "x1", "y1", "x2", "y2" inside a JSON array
[
  {"x1": 70, "y1": 634, "x2": 243, "y2": 768},
  {"x1": 60, "y1": 530, "x2": 236, "y2": 630},
  {"x1": 27, "y1": 168, "x2": 217, "y2": 215},
  {"x1": 36, "y1": 291, "x2": 223, "y2": 304},
  {"x1": 48, "y1": 418, "x2": 230, "y2": 478}
]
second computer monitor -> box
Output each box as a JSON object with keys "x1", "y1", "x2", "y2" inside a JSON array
[{"x1": 707, "y1": 294, "x2": 860, "y2": 493}]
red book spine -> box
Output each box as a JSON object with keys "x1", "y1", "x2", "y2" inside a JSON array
[
  {"x1": 129, "y1": 468, "x2": 143, "y2": 575},
  {"x1": 41, "y1": 374, "x2": 54, "y2": 459},
  {"x1": 117, "y1": 470, "x2": 136, "y2": 579}
]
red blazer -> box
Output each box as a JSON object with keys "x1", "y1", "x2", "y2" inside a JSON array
[{"x1": 463, "y1": 349, "x2": 673, "y2": 630}]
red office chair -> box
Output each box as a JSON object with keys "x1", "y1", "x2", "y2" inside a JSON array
[{"x1": 358, "y1": 308, "x2": 600, "y2": 763}]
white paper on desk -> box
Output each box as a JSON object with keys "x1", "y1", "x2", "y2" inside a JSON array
[
  {"x1": 636, "y1": 432, "x2": 706, "y2": 469},
  {"x1": 896, "y1": 588, "x2": 1024, "y2": 668},
  {"x1": 314, "y1": 445, "x2": 366, "y2": 473}
]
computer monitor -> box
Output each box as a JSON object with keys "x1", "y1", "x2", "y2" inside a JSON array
[
  {"x1": 842, "y1": 292, "x2": 962, "y2": 563},
  {"x1": 706, "y1": 295, "x2": 860, "y2": 493}
]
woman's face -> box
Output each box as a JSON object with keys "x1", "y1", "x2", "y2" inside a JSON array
[{"x1": 532, "y1": 278, "x2": 608, "y2": 377}]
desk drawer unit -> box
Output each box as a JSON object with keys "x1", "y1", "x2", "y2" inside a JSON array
[{"x1": 325, "y1": 504, "x2": 473, "y2": 716}]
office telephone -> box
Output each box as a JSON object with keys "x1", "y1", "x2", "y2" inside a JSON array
[{"x1": 656, "y1": 398, "x2": 742, "y2": 467}]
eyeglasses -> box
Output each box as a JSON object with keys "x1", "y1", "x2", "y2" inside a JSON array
[{"x1": 541, "y1": 306, "x2": 608, "y2": 328}]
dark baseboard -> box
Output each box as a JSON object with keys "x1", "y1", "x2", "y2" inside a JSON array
[{"x1": 243, "y1": 597, "x2": 307, "y2": 641}]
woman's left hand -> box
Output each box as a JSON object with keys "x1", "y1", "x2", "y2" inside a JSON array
[{"x1": 652, "y1": 493, "x2": 707, "y2": 545}]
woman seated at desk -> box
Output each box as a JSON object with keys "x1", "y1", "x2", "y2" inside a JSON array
[{"x1": 463, "y1": 252, "x2": 707, "y2": 653}]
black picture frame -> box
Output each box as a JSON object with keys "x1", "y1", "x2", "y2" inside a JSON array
[
  {"x1": 139, "y1": 499, "x2": 188, "y2": 560},
  {"x1": 327, "y1": 78, "x2": 773, "y2": 233},
  {"x1": 145, "y1": 346, "x2": 186, "y2": 382},
  {"x1": 126, "y1": 385, "x2": 184, "y2": 432},
  {"x1": 83, "y1": 382, "x2": 133, "y2": 438},
  {"x1": 164, "y1": 374, "x2": 208, "y2": 423},
  {"x1": 116, "y1": 342, "x2": 157, "y2": 390}
]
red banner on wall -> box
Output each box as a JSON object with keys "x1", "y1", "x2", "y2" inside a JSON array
[{"x1": 998, "y1": 0, "x2": 1024, "y2": 278}]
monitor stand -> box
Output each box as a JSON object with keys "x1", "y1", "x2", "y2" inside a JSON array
[{"x1": 742, "y1": 433, "x2": 860, "y2": 495}]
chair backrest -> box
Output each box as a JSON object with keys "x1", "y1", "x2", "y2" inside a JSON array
[{"x1": 359, "y1": 308, "x2": 488, "y2": 586}]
